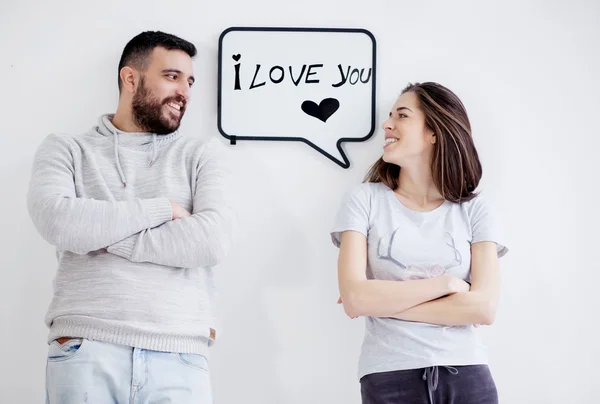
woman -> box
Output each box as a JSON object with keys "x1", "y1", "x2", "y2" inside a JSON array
[{"x1": 331, "y1": 82, "x2": 508, "y2": 404}]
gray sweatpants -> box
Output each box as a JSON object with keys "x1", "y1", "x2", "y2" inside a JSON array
[{"x1": 360, "y1": 365, "x2": 498, "y2": 404}]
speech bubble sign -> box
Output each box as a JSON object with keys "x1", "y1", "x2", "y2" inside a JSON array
[{"x1": 217, "y1": 27, "x2": 377, "y2": 168}]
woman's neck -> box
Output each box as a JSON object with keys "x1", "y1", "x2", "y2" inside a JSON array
[{"x1": 397, "y1": 162, "x2": 443, "y2": 207}]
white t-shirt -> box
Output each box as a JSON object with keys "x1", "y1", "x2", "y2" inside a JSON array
[{"x1": 331, "y1": 182, "x2": 508, "y2": 379}]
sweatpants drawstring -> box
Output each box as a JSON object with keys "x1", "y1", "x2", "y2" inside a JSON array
[{"x1": 422, "y1": 366, "x2": 459, "y2": 404}]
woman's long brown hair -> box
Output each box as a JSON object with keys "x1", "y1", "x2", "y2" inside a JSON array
[{"x1": 364, "y1": 82, "x2": 482, "y2": 203}]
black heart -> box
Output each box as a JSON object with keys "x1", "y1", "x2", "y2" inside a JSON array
[
  {"x1": 232, "y1": 54, "x2": 241, "y2": 61},
  {"x1": 301, "y1": 98, "x2": 340, "y2": 123}
]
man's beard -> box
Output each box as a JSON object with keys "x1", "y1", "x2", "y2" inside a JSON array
[{"x1": 131, "y1": 77, "x2": 185, "y2": 135}]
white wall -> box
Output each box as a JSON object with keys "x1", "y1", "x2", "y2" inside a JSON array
[{"x1": 1, "y1": 0, "x2": 598, "y2": 403}]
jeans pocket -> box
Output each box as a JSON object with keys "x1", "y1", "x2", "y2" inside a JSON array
[
  {"x1": 177, "y1": 353, "x2": 209, "y2": 372},
  {"x1": 47, "y1": 338, "x2": 84, "y2": 362}
]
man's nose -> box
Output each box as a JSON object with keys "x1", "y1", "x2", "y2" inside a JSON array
[{"x1": 177, "y1": 83, "x2": 190, "y2": 101}]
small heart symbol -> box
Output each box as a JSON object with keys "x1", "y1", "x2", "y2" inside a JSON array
[
  {"x1": 301, "y1": 98, "x2": 340, "y2": 123},
  {"x1": 232, "y1": 54, "x2": 241, "y2": 61}
]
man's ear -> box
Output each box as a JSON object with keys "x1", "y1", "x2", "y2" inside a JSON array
[{"x1": 120, "y1": 66, "x2": 137, "y2": 94}]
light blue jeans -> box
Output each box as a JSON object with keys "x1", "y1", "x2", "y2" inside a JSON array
[{"x1": 45, "y1": 338, "x2": 212, "y2": 404}]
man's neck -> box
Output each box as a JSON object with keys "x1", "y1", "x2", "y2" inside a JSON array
[{"x1": 112, "y1": 106, "x2": 143, "y2": 133}]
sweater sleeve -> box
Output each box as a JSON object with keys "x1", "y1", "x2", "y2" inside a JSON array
[
  {"x1": 107, "y1": 137, "x2": 236, "y2": 268},
  {"x1": 27, "y1": 134, "x2": 173, "y2": 254}
]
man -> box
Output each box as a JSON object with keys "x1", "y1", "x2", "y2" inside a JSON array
[{"x1": 27, "y1": 31, "x2": 234, "y2": 403}]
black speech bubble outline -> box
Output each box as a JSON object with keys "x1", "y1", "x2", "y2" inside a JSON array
[{"x1": 217, "y1": 27, "x2": 377, "y2": 169}]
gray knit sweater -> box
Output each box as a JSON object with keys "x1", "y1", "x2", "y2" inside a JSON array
[{"x1": 27, "y1": 114, "x2": 234, "y2": 355}]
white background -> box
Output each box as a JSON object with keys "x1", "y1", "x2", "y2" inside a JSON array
[{"x1": 1, "y1": 1, "x2": 598, "y2": 403}]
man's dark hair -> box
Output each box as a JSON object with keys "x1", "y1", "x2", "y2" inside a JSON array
[{"x1": 117, "y1": 31, "x2": 197, "y2": 92}]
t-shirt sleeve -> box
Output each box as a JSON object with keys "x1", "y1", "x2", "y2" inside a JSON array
[
  {"x1": 470, "y1": 195, "x2": 509, "y2": 258},
  {"x1": 330, "y1": 184, "x2": 371, "y2": 248}
]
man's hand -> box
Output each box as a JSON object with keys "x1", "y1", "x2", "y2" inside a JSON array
[{"x1": 170, "y1": 201, "x2": 191, "y2": 220}]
